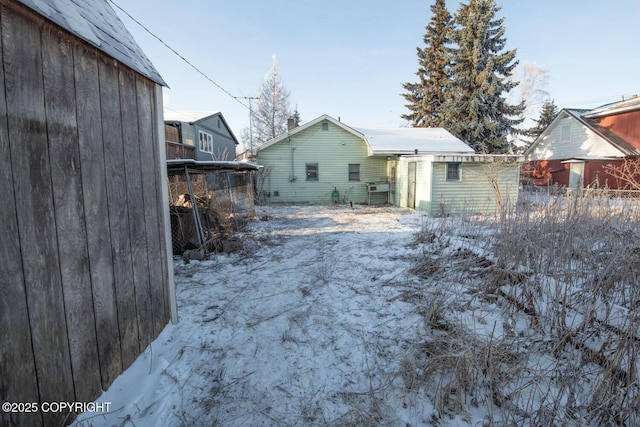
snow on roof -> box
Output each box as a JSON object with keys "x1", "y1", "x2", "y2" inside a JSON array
[
  {"x1": 166, "y1": 159, "x2": 259, "y2": 172},
  {"x1": 355, "y1": 127, "x2": 474, "y2": 155},
  {"x1": 583, "y1": 96, "x2": 640, "y2": 118},
  {"x1": 258, "y1": 115, "x2": 475, "y2": 155},
  {"x1": 163, "y1": 110, "x2": 220, "y2": 123},
  {"x1": 17, "y1": 0, "x2": 166, "y2": 86}
]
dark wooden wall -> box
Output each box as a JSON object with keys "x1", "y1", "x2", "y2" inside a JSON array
[{"x1": 0, "y1": 2, "x2": 171, "y2": 426}]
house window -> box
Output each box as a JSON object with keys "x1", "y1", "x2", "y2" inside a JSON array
[
  {"x1": 349, "y1": 164, "x2": 360, "y2": 181},
  {"x1": 561, "y1": 125, "x2": 571, "y2": 141},
  {"x1": 306, "y1": 163, "x2": 318, "y2": 181},
  {"x1": 321, "y1": 122, "x2": 329, "y2": 131},
  {"x1": 199, "y1": 130, "x2": 213, "y2": 153},
  {"x1": 446, "y1": 163, "x2": 461, "y2": 181}
]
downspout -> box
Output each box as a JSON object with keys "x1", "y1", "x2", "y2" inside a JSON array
[{"x1": 289, "y1": 137, "x2": 295, "y2": 181}]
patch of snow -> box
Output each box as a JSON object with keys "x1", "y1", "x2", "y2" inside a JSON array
[{"x1": 73, "y1": 205, "x2": 439, "y2": 426}]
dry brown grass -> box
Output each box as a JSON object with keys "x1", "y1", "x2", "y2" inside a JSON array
[{"x1": 404, "y1": 190, "x2": 640, "y2": 426}]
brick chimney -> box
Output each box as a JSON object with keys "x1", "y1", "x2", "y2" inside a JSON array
[{"x1": 287, "y1": 116, "x2": 295, "y2": 131}]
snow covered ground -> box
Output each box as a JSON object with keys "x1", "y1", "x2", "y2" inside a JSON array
[
  {"x1": 73, "y1": 204, "x2": 438, "y2": 426},
  {"x1": 72, "y1": 200, "x2": 640, "y2": 426}
]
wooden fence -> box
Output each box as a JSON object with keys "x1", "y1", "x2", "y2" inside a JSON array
[{"x1": 0, "y1": 2, "x2": 171, "y2": 426}]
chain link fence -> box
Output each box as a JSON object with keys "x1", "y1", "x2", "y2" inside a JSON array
[{"x1": 167, "y1": 169, "x2": 256, "y2": 255}]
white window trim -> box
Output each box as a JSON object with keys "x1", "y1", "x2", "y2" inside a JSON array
[{"x1": 199, "y1": 130, "x2": 213, "y2": 153}]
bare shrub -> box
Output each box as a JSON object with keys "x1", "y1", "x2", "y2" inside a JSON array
[{"x1": 407, "y1": 190, "x2": 640, "y2": 425}]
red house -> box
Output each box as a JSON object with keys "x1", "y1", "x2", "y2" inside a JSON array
[{"x1": 524, "y1": 96, "x2": 640, "y2": 189}]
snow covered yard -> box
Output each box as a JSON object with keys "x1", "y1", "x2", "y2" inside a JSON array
[
  {"x1": 73, "y1": 197, "x2": 640, "y2": 426},
  {"x1": 74, "y1": 204, "x2": 435, "y2": 426}
]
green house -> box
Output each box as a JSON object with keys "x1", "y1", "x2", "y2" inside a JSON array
[{"x1": 256, "y1": 114, "x2": 522, "y2": 215}]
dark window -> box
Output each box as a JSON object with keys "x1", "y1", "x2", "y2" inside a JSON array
[
  {"x1": 306, "y1": 163, "x2": 318, "y2": 180},
  {"x1": 446, "y1": 163, "x2": 461, "y2": 181},
  {"x1": 349, "y1": 164, "x2": 360, "y2": 181},
  {"x1": 321, "y1": 122, "x2": 329, "y2": 131}
]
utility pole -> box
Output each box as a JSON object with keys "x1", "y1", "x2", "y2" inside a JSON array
[{"x1": 236, "y1": 96, "x2": 259, "y2": 156}]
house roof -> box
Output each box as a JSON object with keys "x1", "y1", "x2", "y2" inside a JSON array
[
  {"x1": 583, "y1": 95, "x2": 640, "y2": 119},
  {"x1": 164, "y1": 110, "x2": 219, "y2": 123},
  {"x1": 354, "y1": 127, "x2": 474, "y2": 155},
  {"x1": 257, "y1": 114, "x2": 364, "y2": 151},
  {"x1": 164, "y1": 110, "x2": 240, "y2": 145},
  {"x1": 16, "y1": 0, "x2": 166, "y2": 86},
  {"x1": 258, "y1": 114, "x2": 474, "y2": 155}
]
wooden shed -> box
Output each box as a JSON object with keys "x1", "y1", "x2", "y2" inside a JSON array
[{"x1": 0, "y1": 0, "x2": 175, "y2": 426}]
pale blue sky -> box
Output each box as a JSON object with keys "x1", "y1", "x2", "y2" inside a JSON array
[{"x1": 113, "y1": 0, "x2": 640, "y2": 138}]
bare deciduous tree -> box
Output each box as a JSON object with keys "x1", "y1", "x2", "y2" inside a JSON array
[{"x1": 253, "y1": 54, "x2": 291, "y2": 150}]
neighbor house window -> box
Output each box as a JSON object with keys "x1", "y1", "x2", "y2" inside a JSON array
[
  {"x1": 306, "y1": 163, "x2": 318, "y2": 180},
  {"x1": 349, "y1": 164, "x2": 360, "y2": 181},
  {"x1": 561, "y1": 125, "x2": 571, "y2": 141},
  {"x1": 199, "y1": 130, "x2": 213, "y2": 153},
  {"x1": 446, "y1": 163, "x2": 461, "y2": 181},
  {"x1": 321, "y1": 122, "x2": 329, "y2": 131}
]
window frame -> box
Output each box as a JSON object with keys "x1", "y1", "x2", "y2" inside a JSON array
[
  {"x1": 446, "y1": 162, "x2": 461, "y2": 181},
  {"x1": 198, "y1": 130, "x2": 213, "y2": 153},
  {"x1": 348, "y1": 163, "x2": 360, "y2": 181},
  {"x1": 306, "y1": 163, "x2": 319, "y2": 181}
]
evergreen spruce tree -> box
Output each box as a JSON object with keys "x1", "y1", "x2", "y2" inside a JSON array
[
  {"x1": 524, "y1": 98, "x2": 558, "y2": 141},
  {"x1": 442, "y1": 0, "x2": 524, "y2": 153},
  {"x1": 291, "y1": 105, "x2": 302, "y2": 127},
  {"x1": 401, "y1": 0, "x2": 453, "y2": 127}
]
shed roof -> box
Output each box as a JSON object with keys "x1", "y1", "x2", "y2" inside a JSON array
[
  {"x1": 16, "y1": 0, "x2": 166, "y2": 86},
  {"x1": 166, "y1": 159, "x2": 260, "y2": 174}
]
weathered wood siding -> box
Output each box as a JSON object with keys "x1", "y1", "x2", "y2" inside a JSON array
[
  {"x1": 528, "y1": 113, "x2": 622, "y2": 161},
  {"x1": 0, "y1": 2, "x2": 170, "y2": 426},
  {"x1": 430, "y1": 162, "x2": 520, "y2": 216},
  {"x1": 258, "y1": 119, "x2": 387, "y2": 204}
]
